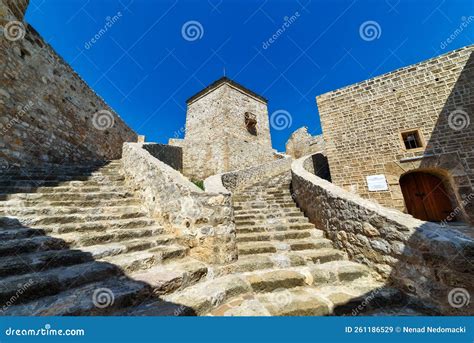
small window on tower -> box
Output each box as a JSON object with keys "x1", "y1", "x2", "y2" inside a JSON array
[
  {"x1": 245, "y1": 112, "x2": 257, "y2": 136},
  {"x1": 401, "y1": 129, "x2": 423, "y2": 150}
]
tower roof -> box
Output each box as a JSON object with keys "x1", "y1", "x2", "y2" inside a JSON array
[{"x1": 186, "y1": 77, "x2": 268, "y2": 105}]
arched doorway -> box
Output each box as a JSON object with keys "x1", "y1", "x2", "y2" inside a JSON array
[{"x1": 400, "y1": 171, "x2": 455, "y2": 222}]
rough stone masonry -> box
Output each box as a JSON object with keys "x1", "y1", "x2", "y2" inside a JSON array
[
  {"x1": 0, "y1": 0, "x2": 137, "y2": 169},
  {"x1": 317, "y1": 45, "x2": 474, "y2": 224},
  {"x1": 169, "y1": 77, "x2": 276, "y2": 181}
]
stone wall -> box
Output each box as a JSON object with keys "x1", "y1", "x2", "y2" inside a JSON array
[
  {"x1": 141, "y1": 143, "x2": 182, "y2": 172},
  {"x1": 286, "y1": 126, "x2": 325, "y2": 159},
  {"x1": 170, "y1": 78, "x2": 275, "y2": 180},
  {"x1": 292, "y1": 154, "x2": 474, "y2": 315},
  {"x1": 219, "y1": 156, "x2": 292, "y2": 192},
  {"x1": 121, "y1": 143, "x2": 236, "y2": 265},
  {"x1": 317, "y1": 46, "x2": 474, "y2": 224},
  {"x1": 0, "y1": 0, "x2": 137, "y2": 169}
]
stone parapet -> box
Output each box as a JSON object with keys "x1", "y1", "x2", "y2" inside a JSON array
[
  {"x1": 121, "y1": 143, "x2": 237, "y2": 265},
  {"x1": 219, "y1": 156, "x2": 292, "y2": 192},
  {"x1": 291, "y1": 153, "x2": 474, "y2": 315}
]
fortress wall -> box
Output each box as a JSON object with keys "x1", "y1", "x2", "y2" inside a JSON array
[
  {"x1": 0, "y1": 0, "x2": 137, "y2": 169},
  {"x1": 317, "y1": 46, "x2": 474, "y2": 222}
]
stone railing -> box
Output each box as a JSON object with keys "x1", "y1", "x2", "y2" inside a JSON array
[
  {"x1": 121, "y1": 143, "x2": 236, "y2": 265},
  {"x1": 214, "y1": 156, "x2": 292, "y2": 192},
  {"x1": 291, "y1": 154, "x2": 474, "y2": 315}
]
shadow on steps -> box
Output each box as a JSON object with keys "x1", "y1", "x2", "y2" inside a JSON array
[{"x1": 0, "y1": 218, "x2": 197, "y2": 316}]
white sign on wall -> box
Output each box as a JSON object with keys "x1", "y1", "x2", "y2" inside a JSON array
[{"x1": 366, "y1": 174, "x2": 388, "y2": 192}]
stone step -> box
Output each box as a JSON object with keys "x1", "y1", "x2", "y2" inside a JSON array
[
  {"x1": 236, "y1": 222, "x2": 316, "y2": 234},
  {"x1": 7, "y1": 211, "x2": 148, "y2": 226},
  {"x1": 236, "y1": 229, "x2": 324, "y2": 243},
  {"x1": 0, "y1": 198, "x2": 141, "y2": 208},
  {"x1": 32, "y1": 218, "x2": 156, "y2": 234},
  {"x1": 101, "y1": 245, "x2": 188, "y2": 273},
  {"x1": 0, "y1": 227, "x2": 166, "y2": 250},
  {"x1": 235, "y1": 217, "x2": 309, "y2": 226},
  {"x1": 0, "y1": 191, "x2": 134, "y2": 202},
  {"x1": 165, "y1": 261, "x2": 371, "y2": 316},
  {"x1": 0, "y1": 235, "x2": 68, "y2": 256},
  {"x1": 233, "y1": 198, "x2": 296, "y2": 205},
  {"x1": 130, "y1": 258, "x2": 208, "y2": 296},
  {"x1": 233, "y1": 195, "x2": 294, "y2": 202},
  {"x1": 164, "y1": 275, "x2": 252, "y2": 316},
  {"x1": 0, "y1": 179, "x2": 125, "y2": 188},
  {"x1": 0, "y1": 249, "x2": 95, "y2": 277},
  {"x1": 234, "y1": 212, "x2": 302, "y2": 221},
  {"x1": 233, "y1": 208, "x2": 301, "y2": 216},
  {"x1": 216, "y1": 249, "x2": 347, "y2": 276},
  {"x1": 78, "y1": 237, "x2": 178, "y2": 260},
  {"x1": 0, "y1": 174, "x2": 125, "y2": 183},
  {"x1": 3, "y1": 161, "x2": 120, "y2": 174},
  {"x1": 59, "y1": 228, "x2": 167, "y2": 247},
  {"x1": 0, "y1": 185, "x2": 128, "y2": 195},
  {"x1": 238, "y1": 238, "x2": 333, "y2": 255},
  {"x1": 208, "y1": 262, "x2": 374, "y2": 316},
  {"x1": 0, "y1": 204, "x2": 144, "y2": 217},
  {"x1": 0, "y1": 235, "x2": 181, "y2": 277},
  {"x1": 0, "y1": 261, "x2": 120, "y2": 306},
  {"x1": 2, "y1": 277, "x2": 149, "y2": 316},
  {"x1": 0, "y1": 167, "x2": 121, "y2": 178},
  {"x1": 234, "y1": 203, "x2": 295, "y2": 210}
]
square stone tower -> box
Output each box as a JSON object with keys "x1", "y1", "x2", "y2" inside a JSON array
[{"x1": 170, "y1": 77, "x2": 275, "y2": 180}]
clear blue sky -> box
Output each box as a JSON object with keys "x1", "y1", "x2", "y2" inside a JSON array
[{"x1": 26, "y1": 0, "x2": 474, "y2": 151}]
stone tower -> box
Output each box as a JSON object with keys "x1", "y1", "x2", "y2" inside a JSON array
[{"x1": 170, "y1": 77, "x2": 275, "y2": 180}]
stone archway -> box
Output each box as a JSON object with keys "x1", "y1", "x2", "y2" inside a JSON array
[{"x1": 399, "y1": 171, "x2": 455, "y2": 222}]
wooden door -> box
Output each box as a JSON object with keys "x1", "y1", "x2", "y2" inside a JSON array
[{"x1": 400, "y1": 172, "x2": 454, "y2": 222}]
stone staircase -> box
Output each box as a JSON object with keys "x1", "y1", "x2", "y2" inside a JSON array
[
  {"x1": 0, "y1": 164, "x2": 424, "y2": 316},
  {"x1": 0, "y1": 160, "x2": 208, "y2": 315},
  {"x1": 153, "y1": 172, "x2": 424, "y2": 316}
]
